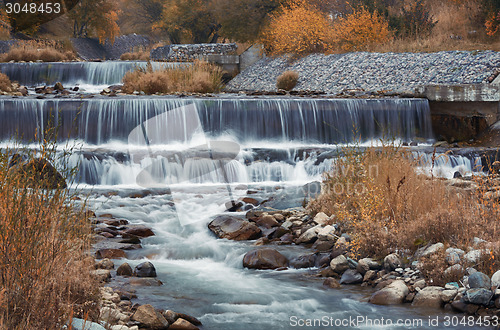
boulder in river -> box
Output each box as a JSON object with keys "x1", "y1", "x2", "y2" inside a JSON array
[
  {"x1": 243, "y1": 248, "x2": 289, "y2": 270},
  {"x1": 117, "y1": 263, "x2": 133, "y2": 276},
  {"x1": 340, "y1": 269, "x2": 363, "y2": 284},
  {"x1": 121, "y1": 225, "x2": 155, "y2": 238},
  {"x1": 134, "y1": 261, "x2": 157, "y2": 277},
  {"x1": 369, "y1": 280, "x2": 409, "y2": 305},
  {"x1": 12, "y1": 157, "x2": 67, "y2": 189},
  {"x1": 208, "y1": 215, "x2": 261, "y2": 241},
  {"x1": 132, "y1": 304, "x2": 169, "y2": 329},
  {"x1": 95, "y1": 248, "x2": 126, "y2": 259},
  {"x1": 412, "y1": 286, "x2": 444, "y2": 308}
]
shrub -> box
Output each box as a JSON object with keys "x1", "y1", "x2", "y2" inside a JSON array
[
  {"x1": 1, "y1": 40, "x2": 77, "y2": 62},
  {"x1": 276, "y1": 70, "x2": 299, "y2": 91},
  {"x1": 260, "y1": 0, "x2": 333, "y2": 56},
  {"x1": 308, "y1": 144, "x2": 500, "y2": 276},
  {"x1": 0, "y1": 72, "x2": 13, "y2": 92},
  {"x1": 122, "y1": 60, "x2": 223, "y2": 94},
  {"x1": 120, "y1": 50, "x2": 150, "y2": 61},
  {"x1": 0, "y1": 146, "x2": 100, "y2": 328},
  {"x1": 329, "y1": 6, "x2": 392, "y2": 52}
]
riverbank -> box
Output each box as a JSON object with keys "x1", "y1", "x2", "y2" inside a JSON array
[{"x1": 226, "y1": 51, "x2": 500, "y2": 95}]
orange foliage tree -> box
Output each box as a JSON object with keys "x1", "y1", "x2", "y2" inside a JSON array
[
  {"x1": 330, "y1": 6, "x2": 391, "y2": 52},
  {"x1": 68, "y1": 0, "x2": 120, "y2": 44},
  {"x1": 260, "y1": 0, "x2": 333, "y2": 56}
]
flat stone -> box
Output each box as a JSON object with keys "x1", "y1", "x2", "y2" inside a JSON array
[{"x1": 412, "y1": 286, "x2": 444, "y2": 308}]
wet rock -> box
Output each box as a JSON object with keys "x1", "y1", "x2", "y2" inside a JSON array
[
  {"x1": 100, "y1": 306, "x2": 129, "y2": 324},
  {"x1": 357, "y1": 258, "x2": 380, "y2": 275},
  {"x1": 290, "y1": 253, "x2": 317, "y2": 269},
  {"x1": 170, "y1": 318, "x2": 199, "y2": 330},
  {"x1": 330, "y1": 255, "x2": 349, "y2": 274},
  {"x1": 91, "y1": 269, "x2": 111, "y2": 282},
  {"x1": 464, "y1": 288, "x2": 493, "y2": 305},
  {"x1": 323, "y1": 277, "x2": 341, "y2": 288},
  {"x1": 95, "y1": 248, "x2": 126, "y2": 259},
  {"x1": 14, "y1": 158, "x2": 67, "y2": 189},
  {"x1": 340, "y1": 269, "x2": 363, "y2": 284},
  {"x1": 240, "y1": 197, "x2": 259, "y2": 205},
  {"x1": 364, "y1": 270, "x2": 377, "y2": 282},
  {"x1": 468, "y1": 272, "x2": 491, "y2": 289},
  {"x1": 54, "y1": 82, "x2": 64, "y2": 91},
  {"x1": 412, "y1": 286, "x2": 444, "y2": 308},
  {"x1": 175, "y1": 313, "x2": 202, "y2": 326},
  {"x1": 369, "y1": 280, "x2": 409, "y2": 305},
  {"x1": 440, "y1": 289, "x2": 458, "y2": 303},
  {"x1": 296, "y1": 225, "x2": 321, "y2": 244},
  {"x1": 128, "y1": 278, "x2": 163, "y2": 286},
  {"x1": 256, "y1": 214, "x2": 279, "y2": 228},
  {"x1": 243, "y1": 248, "x2": 289, "y2": 270},
  {"x1": 134, "y1": 261, "x2": 157, "y2": 277},
  {"x1": 208, "y1": 215, "x2": 261, "y2": 241},
  {"x1": 312, "y1": 239, "x2": 334, "y2": 252},
  {"x1": 132, "y1": 304, "x2": 169, "y2": 329},
  {"x1": 121, "y1": 226, "x2": 155, "y2": 238},
  {"x1": 96, "y1": 258, "x2": 114, "y2": 270},
  {"x1": 271, "y1": 226, "x2": 290, "y2": 239},
  {"x1": 317, "y1": 225, "x2": 336, "y2": 241},
  {"x1": 383, "y1": 254, "x2": 401, "y2": 271}
]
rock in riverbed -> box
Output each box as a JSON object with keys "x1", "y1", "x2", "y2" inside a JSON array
[
  {"x1": 243, "y1": 248, "x2": 288, "y2": 269},
  {"x1": 208, "y1": 215, "x2": 261, "y2": 241}
]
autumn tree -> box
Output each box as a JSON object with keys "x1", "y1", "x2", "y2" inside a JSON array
[
  {"x1": 68, "y1": 0, "x2": 120, "y2": 43},
  {"x1": 260, "y1": 0, "x2": 333, "y2": 55},
  {"x1": 154, "y1": 0, "x2": 220, "y2": 44},
  {"x1": 118, "y1": 0, "x2": 163, "y2": 35},
  {"x1": 209, "y1": 0, "x2": 285, "y2": 42},
  {"x1": 329, "y1": 6, "x2": 391, "y2": 51}
]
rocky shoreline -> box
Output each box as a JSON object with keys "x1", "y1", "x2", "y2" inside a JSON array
[
  {"x1": 226, "y1": 51, "x2": 500, "y2": 95},
  {"x1": 76, "y1": 211, "x2": 203, "y2": 330},
  {"x1": 205, "y1": 181, "x2": 500, "y2": 321}
]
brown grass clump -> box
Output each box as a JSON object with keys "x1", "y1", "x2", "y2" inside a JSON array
[
  {"x1": 0, "y1": 72, "x2": 13, "y2": 92},
  {"x1": 120, "y1": 50, "x2": 150, "y2": 61},
  {"x1": 122, "y1": 60, "x2": 223, "y2": 94},
  {"x1": 1, "y1": 40, "x2": 77, "y2": 62},
  {"x1": 308, "y1": 145, "x2": 500, "y2": 276},
  {"x1": 276, "y1": 71, "x2": 299, "y2": 91},
  {"x1": 0, "y1": 146, "x2": 100, "y2": 328}
]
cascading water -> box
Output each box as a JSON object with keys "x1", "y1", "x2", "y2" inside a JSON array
[
  {"x1": 0, "y1": 95, "x2": 480, "y2": 329},
  {"x1": 0, "y1": 61, "x2": 185, "y2": 92}
]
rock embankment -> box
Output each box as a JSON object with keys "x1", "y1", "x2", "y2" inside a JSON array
[{"x1": 226, "y1": 51, "x2": 500, "y2": 95}]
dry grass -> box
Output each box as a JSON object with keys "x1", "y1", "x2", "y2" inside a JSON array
[
  {"x1": 308, "y1": 145, "x2": 500, "y2": 276},
  {"x1": 276, "y1": 71, "x2": 299, "y2": 91},
  {"x1": 0, "y1": 73, "x2": 13, "y2": 92},
  {"x1": 0, "y1": 146, "x2": 100, "y2": 329},
  {"x1": 1, "y1": 40, "x2": 77, "y2": 62},
  {"x1": 122, "y1": 60, "x2": 223, "y2": 94},
  {"x1": 120, "y1": 50, "x2": 150, "y2": 61}
]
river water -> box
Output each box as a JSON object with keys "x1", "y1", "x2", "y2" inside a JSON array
[{"x1": 0, "y1": 62, "x2": 488, "y2": 329}]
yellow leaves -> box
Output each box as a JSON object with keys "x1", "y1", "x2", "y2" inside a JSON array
[
  {"x1": 329, "y1": 6, "x2": 392, "y2": 52},
  {"x1": 485, "y1": 12, "x2": 500, "y2": 37},
  {"x1": 260, "y1": 0, "x2": 332, "y2": 56},
  {"x1": 260, "y1": 1, "x2": 392, "y2": 56}
]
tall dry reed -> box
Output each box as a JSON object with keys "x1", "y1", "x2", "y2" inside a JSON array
[{"x1": 0, "y1": 144, "x2": 99, "y2": 329}]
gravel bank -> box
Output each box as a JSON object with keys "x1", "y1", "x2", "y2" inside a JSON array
[{"x1": 226, "y1": 51, "x2": 500, "y2": 94}]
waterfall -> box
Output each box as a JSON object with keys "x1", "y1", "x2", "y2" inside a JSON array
[
  {"x1": 0, "y1": 97, "x2": 433, "y2": 145},
  {"x1": 0, "y1": 61, "x2": 184, "y2": 87}
]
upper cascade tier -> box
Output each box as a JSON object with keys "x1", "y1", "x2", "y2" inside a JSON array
[
  {"x1": 0, "y1": 61, "x2": 183, "y2": 87},
  {"x1": 0, "y1": 97, "x2": 433, "y2": 146}
]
